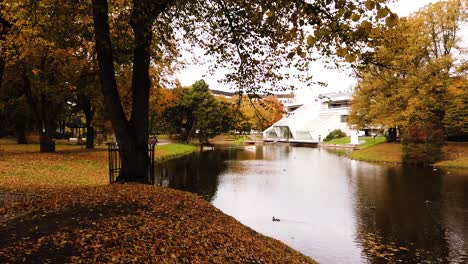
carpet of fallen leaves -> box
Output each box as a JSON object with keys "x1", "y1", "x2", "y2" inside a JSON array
[
  {"x1": 0, "y1": 141, "x2": 315, "y2": 263},
  {"x1": 0, "y1": 185, "x2": 315, "y2": 263}
]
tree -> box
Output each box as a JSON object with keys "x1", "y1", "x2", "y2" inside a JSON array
[
  {"x1": 2, "y1": 0, "x2": 96, "y2": 152},
  {"x1": 149, "y1": 84, "x2": 180, "y2": 135},
  {"x1": 162, "y1": 80, "x2": 230, "y2": 144},
  {"x1": 349, "y1": 0, "x2": 468, "y2": 164},
  {"x1": 91, "y1": 0, "x2": 395, "y2": 183},
  {"x1": 0, "y1": 65, "x2": 34, "y2": 143},
  {"x1": 236, "y1": 95, "x2": 284, "y2": 132},
  {"x1": 0, "y1": 1, "x2": 13, "y2": 87}
]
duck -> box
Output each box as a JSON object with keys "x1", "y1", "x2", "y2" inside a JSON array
[{"x1": 272, "y1": 216, "x2": 280, "y2": 222}]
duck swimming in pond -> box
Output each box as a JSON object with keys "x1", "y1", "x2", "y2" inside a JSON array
[{"x1": 272, "y1": 216, "x2": 280, "y2": 222}]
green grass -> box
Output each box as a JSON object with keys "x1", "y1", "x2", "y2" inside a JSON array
[
  {"x1": 324, "y1": 136, "x2": 387, "y2": 149},
  {"x1": 359, "y1": 137, "x2": 387, "y2": 148},
  {"x1": 325, "y1": 137, "x2": 351, "y2": 144},
  {"x1": 155, "y1": 143, "x2": 197, "y2": 162},
  {"x1": 233, "y1": 135, "x2": 249, "y2": 144}
]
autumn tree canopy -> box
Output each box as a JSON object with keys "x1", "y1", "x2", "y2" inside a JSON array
[
  {"x1": 1, "y1": 0, "x2": 396, "y2": 182},
  {"x1": 349, "y1": 0, "x2": 468, "y2": 164},
  {"x1": 91, "y1": 0, "x2": 397, "y2": 183}
]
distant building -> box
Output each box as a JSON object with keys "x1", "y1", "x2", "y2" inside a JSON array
[
  {"x1": 210, "y1": 89, "x2": 295, "y2": 104},
  {"x1": 263, "y1": 92, "x2": 356, "y2": 142},
  {"x1": 275, "y1": 93, "x2": 295, "y2": 105},
  {"x1": 210, "y1": 89, "x2": 235, "y2": 98}
]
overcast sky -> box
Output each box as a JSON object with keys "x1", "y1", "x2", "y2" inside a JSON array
[{"x1": 175, "y1": 0, "x2": 442, "y2": 100}]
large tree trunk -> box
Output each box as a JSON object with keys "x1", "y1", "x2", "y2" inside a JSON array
[
  {"x1": 387, "y1": 127, "x2": 397, "y2": 142},
  {"x1": 92, "y1": 0, "x2": 164, "y2": 183},
  {"x1": 39, "y1": 131, "x2": 55, "y2": 152},
  {"x1": 15, "y1": 122, "x2": 28, "y2": 144},
  {"x1": 86, "y1": 126, "x2": 95, "y2": 149}
]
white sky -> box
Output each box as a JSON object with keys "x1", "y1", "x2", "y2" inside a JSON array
[{"x1": 175, "y1": 0, "x2": 442, "y2": 100}]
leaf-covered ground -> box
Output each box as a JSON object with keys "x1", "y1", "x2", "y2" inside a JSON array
[
  {"x1": 0, "y1": 140, "x2": 196, "y2": 187},
  {"x1": 0, "y1": 185, "x2": 315, "y2": 263},
  {"x1": 0, "y1": 140, "x2": 315, "y2": 263}
]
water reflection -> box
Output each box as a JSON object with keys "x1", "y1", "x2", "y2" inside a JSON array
[{"x1": 155, "y1": 145, "x2": 468, "y2": 263}]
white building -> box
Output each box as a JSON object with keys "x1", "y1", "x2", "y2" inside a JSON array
[{"x1": 263, "y1": 92, "x2": 355, "y2": 143}]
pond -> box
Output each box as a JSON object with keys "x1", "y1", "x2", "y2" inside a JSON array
[{"x1": 155, "y1": 144, "x2": 468, "y2": 264}]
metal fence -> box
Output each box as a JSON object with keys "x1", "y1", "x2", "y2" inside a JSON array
[{"x1": 107, "y1": 143, "x2": 156, "y2": 184}]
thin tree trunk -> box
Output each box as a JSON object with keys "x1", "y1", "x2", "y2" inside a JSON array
[
  {"x1": 82, "y1": 97, "x2": 95, "y2": 149},
  {"x1": 85, "y1": 121, "x2": 94, "y2": 149},
  {"x1": 39, "y1": 120, "x2": 56, "y2": 152},
  {"x1": 15, "y1": 122, "x2": 28, "y2": 144},
  {"x1": 387, "y1": 127, "x2": 397, "y2": 142},
  {"x1": 21, "y1": 69, "x2": 56, "y2": 152}
]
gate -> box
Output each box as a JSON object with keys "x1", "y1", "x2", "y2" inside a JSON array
[{"x1": 107, "y1": 143, "x2": 156, "y2": 184}]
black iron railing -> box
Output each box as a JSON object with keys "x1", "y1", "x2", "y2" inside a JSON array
[{"x1": 107, "y1": 143, "x2": 156, "y2": 184}]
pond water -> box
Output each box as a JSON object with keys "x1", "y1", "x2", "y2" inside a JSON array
[{"x1": 155, "y1": 144, "x2": 468, "y2": 264}]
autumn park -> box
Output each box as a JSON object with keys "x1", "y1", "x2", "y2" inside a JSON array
[{"x1": 1, "y1": 0, "x2": 467, "y2": 263}]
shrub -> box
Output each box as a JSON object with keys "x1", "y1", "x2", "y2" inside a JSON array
[{"x1": 323, "y1": 129, "x2": 347, "y2": 142}]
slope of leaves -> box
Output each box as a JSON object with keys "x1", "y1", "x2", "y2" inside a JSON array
[{"x1": 0, "y1": 185, "x2": 316, "y2": 263}]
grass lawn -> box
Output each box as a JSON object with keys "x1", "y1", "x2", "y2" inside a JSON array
[
  {"x1": 350, "y1": 141, "x2": 468, "y2": 168},
  {"x1": 0, "y1": 139, "x2": 196, "y2": 187},
  {"x1": 209, "y1": 134, "x2": 251, "y2": 145},
  {"x1": 325, "y1": 136, "x2": 387, "y2": 148},
  {"x1": 435, "y1": 142, "x2": 468, "y2": 169},
  {"x1": 155, "y1": 143, "x2": 197, "y2": 161},
  {"x1": 350, "y1": 142, "x2": 402, "y2": 163}
]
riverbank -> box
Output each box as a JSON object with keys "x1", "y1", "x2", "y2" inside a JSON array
[
  {"x1": 208, "y1": 134, "x2": 252, "y2": 145},
  {"x1": 0, "y1": 140, "x2": 315, "y2": 262},
  {"x1": 320, "y1": 136, "x2": 387, "y2": 149},
  {"x1": 350, "y1": 142, "x2": 468, "y2": 168}
]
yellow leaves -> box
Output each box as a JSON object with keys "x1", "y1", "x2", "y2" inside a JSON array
[
  {"x1": 385, "y1": 13, "x2": 399, "y2": 27},
  {"x1": 369, "y1": 27, "x2": 381, "y2": 38},
  {"x1": 336, "y1": 47, "x2": 348, "y2": 57},
  {"x1": 266, "y1": 10, "x2": 275, "y2": 18},
  {"x1": 365, "y1": 0, "x2": 376, "y2": 10},
  {"x1": 351, "y1": 13, "x2": 361, "y2": 22},
  {"x1": 345, "y1": 53, "x2": 357, "y2": 63},
  {"x1": 306, "y1": 35, "x2": 316, "y2": 47},
  {"x1": 377, "y1": 8, "x2": 390, "y2": 19},
  {"x1": 360, "y1": 20, "x2": 373, "y2": 30}
]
